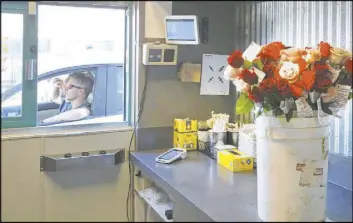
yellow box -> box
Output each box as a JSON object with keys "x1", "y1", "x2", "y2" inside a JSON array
[
  {"x1": 173, "y1": 131, "x2": 197, "y2": 150},
  {"x1": 217, "y1": 149, "x2": 254, "y2": 172},
  {"x1": 174, "y1": 118, "x2": 198, "y2": 133}
]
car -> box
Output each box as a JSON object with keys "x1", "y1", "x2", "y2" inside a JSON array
[{"x1": 1, "y1": 63, "x2": 125, "y2": 126}]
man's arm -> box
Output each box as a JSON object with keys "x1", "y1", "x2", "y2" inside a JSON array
[
  {"x1": 42, "y1": 107, "x2": 90, "y2": 123},
  {"x1": 51, "y1": 78, "x2": 64, "y2": 105}
]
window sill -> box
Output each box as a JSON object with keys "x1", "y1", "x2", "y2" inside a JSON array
[{"x1": 1, "y1": 121, "x2": 134, "y2": 141}]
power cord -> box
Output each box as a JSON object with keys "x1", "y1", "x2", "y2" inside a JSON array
[{"x1": 126, "y1": 75, "x2": 148, "y2": 222}]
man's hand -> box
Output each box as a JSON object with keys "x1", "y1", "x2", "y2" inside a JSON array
[{"x1": 51, "y1": 78, "x2": 65, "y2": 104}]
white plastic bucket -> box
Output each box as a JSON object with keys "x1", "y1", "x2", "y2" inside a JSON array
[{"x1": 256, "y1": 114, "x2": 333, "y2": 222}]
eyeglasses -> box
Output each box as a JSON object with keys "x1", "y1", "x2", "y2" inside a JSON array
[{"x1": 66, "y1": 84, "x2": 83, "y2": 90}]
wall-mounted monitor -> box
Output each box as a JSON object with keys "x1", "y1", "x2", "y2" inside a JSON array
[{"x1": 165, "y1": 15, "x2": 200, "y2": 45}]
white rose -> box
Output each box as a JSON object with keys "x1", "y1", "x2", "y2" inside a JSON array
[
  {"x1": 232, "y1": 78, "x2": 250, "y2": 92},
  {"x1": 329, "y1": 47, "x2": 351, "y2": 65},
  {"x1": 279, "y1": 61, "x2": 300, "y2": 82},
  {"x1": 224, "y1": 65, "x2": 243, "y2": 81}
]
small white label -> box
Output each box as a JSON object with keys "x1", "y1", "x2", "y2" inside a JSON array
[{"x1": 295, "y1": 97, "x2": 314, "y2": 118}]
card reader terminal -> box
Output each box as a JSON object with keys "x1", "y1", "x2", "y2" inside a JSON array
[{"x1": 156, "y1": 148, "x2": 187, "y2": 164}]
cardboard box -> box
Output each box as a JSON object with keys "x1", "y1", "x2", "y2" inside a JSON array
[
  {"x1": 174, "y1": 119, "x2": 197, "y2": 133},
  {"x1": 217, "y1": 148, "x2": 254, "y2": 172},
  {"x1": 173, "y1": 131, "x2": 197, "y2": 150}
]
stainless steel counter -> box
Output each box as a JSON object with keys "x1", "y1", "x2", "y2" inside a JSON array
[
  {"x1": 131, "y1": 149, "x2": 258, "y2": 222},
  {"x1": 131, "y1": 149, "x2": 345, "y2": 222}
]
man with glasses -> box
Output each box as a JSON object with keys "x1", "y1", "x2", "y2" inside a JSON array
[{"x1": 42, "y1": 71, "x2": 94, "y2": 124}]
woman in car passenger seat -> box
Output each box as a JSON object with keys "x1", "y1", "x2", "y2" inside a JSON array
[{"x1": 42, "y1": 72, "x2": 94, "y2": 124}]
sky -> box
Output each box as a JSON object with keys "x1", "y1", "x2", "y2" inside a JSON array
[{"x1": 38, "y1": 5, "x2": 125, "y2": 41}]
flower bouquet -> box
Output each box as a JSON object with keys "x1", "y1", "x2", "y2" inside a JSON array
[
  {"x1": 226, "y1": 41, "x2": 352, "y2": 222},
  {"x1": 224, "y1": 41, "x2": 352, "y2": 122}
]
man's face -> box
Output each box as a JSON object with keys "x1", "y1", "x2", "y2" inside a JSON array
[{"x1": 64, "y1": 78, "x2": 85, "y2": 101}]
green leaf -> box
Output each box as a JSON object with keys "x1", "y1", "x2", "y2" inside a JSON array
[
  {"x1": 285, "y1": 109, "x2": 294, "y2": 123},
  {"x1": 236, "y1": 92, "x2": 255, "y2": 115},
  {"x1": 252, "y1": 58, "x2": 264, "y2": 71},
  {"x1": 243, "y1": 60, "x2": 253, "y2": 69},
  {"x1": 348, "y1": 92, "x2": 352, "y2": 100}
]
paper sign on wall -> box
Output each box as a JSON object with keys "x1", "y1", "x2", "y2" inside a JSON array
[{"x1": 200, "y1": 54, "x2": 230, "y2": 95}]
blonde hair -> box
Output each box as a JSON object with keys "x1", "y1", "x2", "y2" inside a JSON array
[{"x1": 68, "y1": 71, "x2": 95, "y2": 98}]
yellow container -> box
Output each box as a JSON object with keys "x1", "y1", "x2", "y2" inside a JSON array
[
  {"x1": 217, "y1": 148, "x2": 254, "y2": 172},
  {"x1": 173, "y1": 131, "x2": 197, "y2": 150},
  {"x1": 174, "y1": 118, "x2": 198, "y2": 133}
]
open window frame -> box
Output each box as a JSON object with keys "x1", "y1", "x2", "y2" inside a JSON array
[{"x1": 1, "y1": 1, "x2": 135, "y2": 130}]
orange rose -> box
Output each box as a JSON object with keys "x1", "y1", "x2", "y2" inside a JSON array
[
  {"x1": 228, "y1": 50, "x2": 244, "y2": 68},
  {"x1": 300, "y1": 70, "x2": 316, "y2": 91},
  {"x1": 257, "y1": 41, "x2": 285, "y2": 62},
  {"x1": 318, "y1": 41, "x2": 331, "y2": 58},
  {"x1": 287, "y1": 70, "x2": 315, "y2": 97},
  {"x1": 288, "y1": 84, "x2": 304, "y2": 98}
]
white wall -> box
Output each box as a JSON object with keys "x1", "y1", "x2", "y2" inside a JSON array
[{"x1": 145, "y1": 1, "x2": 172, "y2": 38}]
